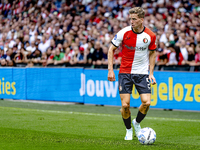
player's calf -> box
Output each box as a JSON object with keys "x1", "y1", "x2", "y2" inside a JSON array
[
  {"x1": 140, "y1": 101, "x2": 151, "y2": 114},
  {"x1": 121, "y1": 102, "x2": 131, "y2": 117}
]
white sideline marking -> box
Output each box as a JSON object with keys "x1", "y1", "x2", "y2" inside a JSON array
[
  {"x1": 145, "y1": 117, "x2": 200, "y2": 122},
  {"x1": 1, "y1": 106, "x2": 200, "y2": 122}
]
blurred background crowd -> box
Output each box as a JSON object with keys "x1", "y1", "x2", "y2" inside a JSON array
[{"x1": 0, "y1": 0, "x2": 199, "y2": 70}]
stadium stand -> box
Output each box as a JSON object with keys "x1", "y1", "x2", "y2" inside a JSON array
[{"x1": 0, "y1": 0, "x2": 199, "y2": 71}]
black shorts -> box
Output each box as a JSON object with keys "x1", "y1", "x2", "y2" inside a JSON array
[{"x1": 118, "y1": 73, "x2": 151, "y2": 94}]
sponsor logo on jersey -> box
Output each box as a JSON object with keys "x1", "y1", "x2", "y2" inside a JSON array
[
  {"x1": 125, "y1": 45, "x2": 147, "y2": 51},
  {"x1": 125, "y1": 45, "x2": 135, "y2": 50},
  {"x1": 143, "y1": 38, "x2": 148, "y2": 43},
  {"x1": 114, "y1": 35, "x2": 117, "y2": 40}
]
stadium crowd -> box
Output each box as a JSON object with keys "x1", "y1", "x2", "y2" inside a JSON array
[{"x1": 0, "y1": 0, "x2": 199, "y2": 70}]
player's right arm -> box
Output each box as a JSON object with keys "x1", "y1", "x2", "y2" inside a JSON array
[
  {"x1": 107, "y1": 44, "x2": 118, "y2": 81},
  {"x1": 108, "y1": 27, "x2": 125, "y2": 81}
]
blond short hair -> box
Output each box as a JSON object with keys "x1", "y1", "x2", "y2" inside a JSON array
[{"x1": 129, "y1": 7, "x2": 145, "y2": 18}]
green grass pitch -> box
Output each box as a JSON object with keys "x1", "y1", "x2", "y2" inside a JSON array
[{"x1": 0, "y1": 100, "x2": 200, "y2": 150}]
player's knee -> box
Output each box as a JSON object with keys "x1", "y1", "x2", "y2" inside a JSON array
[
  {"x1": 145, "y1": 102, "x2": 151, "y2": 107},
  {"x1": 122, "y1": 103, "x2": 130, "y2": 109},
  {"x1": 142, "y1": 101, "x2": 150, "y2": 108}
]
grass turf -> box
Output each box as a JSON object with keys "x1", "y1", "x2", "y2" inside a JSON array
[{"x1": 0, "y1": 100, "x2": 200, "y2": 150}]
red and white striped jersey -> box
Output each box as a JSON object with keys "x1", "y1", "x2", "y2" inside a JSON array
[
  {"x1": 195, "y1": 53, "x2": 200, "y2": 63},
  {"x1": 4, "y1": 3, "x2": 11, "y2": 10},
  {"x1": 111, "y1": 26, "x2": 156, "y2": 74},
  {"x1": 0, "y1": 4, "x2": 3, "y2": 10}
]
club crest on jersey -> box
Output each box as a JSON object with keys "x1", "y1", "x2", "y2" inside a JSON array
[
  {"x1": 114, "y1": 35, "x2": 117, "y2": 40},
  {"x1": 143, "y1": 38, "x2": 148, "y2": 43}
]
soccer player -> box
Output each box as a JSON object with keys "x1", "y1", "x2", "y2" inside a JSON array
[{"x1": 107, "y1": 7, "x2": 157, "y2": 140}]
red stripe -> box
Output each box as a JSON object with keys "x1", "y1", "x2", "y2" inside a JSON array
[
  {"x1": 144, "y1": 28, "x2": 157, "y2": 50},
  {"x1": 119, "y1": 30, "x2": 137, "y2": 74}
]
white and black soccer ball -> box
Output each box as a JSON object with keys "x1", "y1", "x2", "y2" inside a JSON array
[{"x1": 137, "y1": 127, "x2": 156, "y2": 145}]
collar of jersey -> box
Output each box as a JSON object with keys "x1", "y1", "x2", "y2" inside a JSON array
[{"x1": 131, "y1": 26, "x2": 145, "y2": 34}]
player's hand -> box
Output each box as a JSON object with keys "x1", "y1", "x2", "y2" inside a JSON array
[
  {"x1": 149, "y1": 74, "x2": 156, "y2": 85},
  {"x1": 108, "y1": 70, "x2": 116, "y2": 81}
]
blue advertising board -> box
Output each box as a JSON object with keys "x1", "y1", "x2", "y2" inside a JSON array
[
  {"x1": 26, "y1": 68, "x2": 83, "y2": 102},
  {"x1": 0, "y1": 68, "x2": 200, "y2": 111},
  {"x1": 80, "y1": 69, "x2": 200, "y2": 111},
  {"x1": 81, "y1": 69, "x2": 120, "y2": 106},
  {"x1": 13, "y1": 68, "x2": 26, "y2": 99},
  {"x1": 0, "y1": 68, "x2": 14, "y2": 99},
  {"x1": 0, "y1": 68, "x2": 26, "y2": 99},
  {"x1": 131, "y1": 71, "x2": 200, "y2": 111}
]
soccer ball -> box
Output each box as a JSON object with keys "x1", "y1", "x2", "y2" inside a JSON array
[{"x1": 137, "y1": 127, "x2": 156, "y2": 145}]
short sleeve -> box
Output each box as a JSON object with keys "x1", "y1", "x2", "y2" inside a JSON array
[
  {"x1": 111, "y1": 30, "x2": 124, "y2": 47},
  {"x1": 148, "y1": 34, "x2": 157, "y2": 51}
]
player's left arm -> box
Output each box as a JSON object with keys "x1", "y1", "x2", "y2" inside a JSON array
[{"x1": 148, "y1": 33, "x2": 157, "y2": 85}]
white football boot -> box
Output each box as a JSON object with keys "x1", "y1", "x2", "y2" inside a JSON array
[
  {"x1": 124, "y1": 128, "x2": 133, "y2": 140},
  {"x1": 132, "y1": 119, "x2": 141, "y2": 138}
]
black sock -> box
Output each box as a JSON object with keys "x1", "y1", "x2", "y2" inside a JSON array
[
  {"x1": 136, "y1": 111, "x2": 146, "y2": 123},
  {"x1": 123, "y1": 116, "x2": 131, "y2": 129}
]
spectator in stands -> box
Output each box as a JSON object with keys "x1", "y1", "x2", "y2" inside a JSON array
[
  {"x1": 178, "y1": 39, "x2": 188, "y2": 61},
  {"x1": 15, "y1": 38, "x2": 22, "y2": 50},
  {"x1": 102, "y1": 46, "x2": 108, "y2": 65},
  {"x1": 29, "y1": 49, "x2": 42, "y2": 64},
  {"x1": 53, "y1": 47, "x2": 65, "y2": 65},
  {"x1": 38, "y1": 36, "x2": 50, "y2": 53},
  {"x1": 0, "y1": 0, "x2": 198, "y2": 70},
  {"x1": 39, "y1": 52, "x2": 48, "y2": 66},
  {"x1": 69, "y1": 46, "x2": 79, "y2": 65},
  {"x1": 116, "y1": 6, "x2": 129, "y2": 21},
  {"x1": 87, "y1": 41, "x2": 95, "y2": 54},
  {"x1": 6, "y1": 48, "x2": 16, "y2": 66},
  {"x1": 55, "y1": 34, "x2": 64, "y2": 46},
  {"x1": 26, "y1": 40, "x2": 36, "y2": 54},
  {"x1": 57, "y1": 43, "x2": 64, "y2": 53},
  {"x1": 0, "y1": 59, "x2": 8, "y2": 67},
  {"x1": 156, "y1": 48, "x2": 168, "y2": 68},
  {"x1": 185, "y1": 46, "x2": 196, "y2": 66},
  {"x1": 0, "y1": 49, "x2": 7, "y2": 61},
  {"x1": 13, "y1": 47, "x2": 27, "y2": 64},
  {"x1": 194, "y1": 44, "x2": 200, "y2": 66},
  {"x1": 92, "y1": 41, "x2": 103, "y2": 66},
  {"x1": 80, "y1": 38, "x2": 88, "y2": 51},
  {"x1": 166, "y1": 44, "x2": 184, "y2": 66},
  {"x1": 49, "y1": 39, "x2": 56, "y2": 50},
  {"x1": 47, "y1": 49, "x2": 55, "y2": 65},
  {"x1": 86, "y1": 47, "x2": 93, "y2": 65},
  {"x1": 63, "y1": 47, "x2": 71, "y2": 64},
  {"x1": 46, "y1": 47, "x2": 52, "y2": 59},
  {"x1": 12, "y1": 45, "x2": 18, "y2": 53},
  {"x1": 76, "y1": 47, "x2": 87, "y2": 65},
  {"x1": 173, "y1": 32, "x2": 179, "y2": 43},
  {"x1": 23, "y1": 35, "x2": 30, "y2": 46},
  {"x1": 26, "y1": 60, "x2": 34, "y2": 68}
]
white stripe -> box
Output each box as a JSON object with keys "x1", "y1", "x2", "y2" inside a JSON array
[
  {"x1": 131, "y1": 32, "x2": 150, "y2": 74},
  {"x1": 145, "y1": 117, "x2": 200, "y2": 122},
  {"x1": 1, "y1": 106, "x2": 200, "y2": 122}
]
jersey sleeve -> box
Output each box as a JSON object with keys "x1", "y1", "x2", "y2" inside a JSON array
[
  {"x1": 111, "y1": 29, "x2": 124, "y2": 47},
  {"x1": 148, "y1": 34, "x2": 157, "y2": 51}
]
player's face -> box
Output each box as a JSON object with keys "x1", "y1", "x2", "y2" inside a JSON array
[{"x1": 129, "y1": 14, "x2": 143, "y2": 29}]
